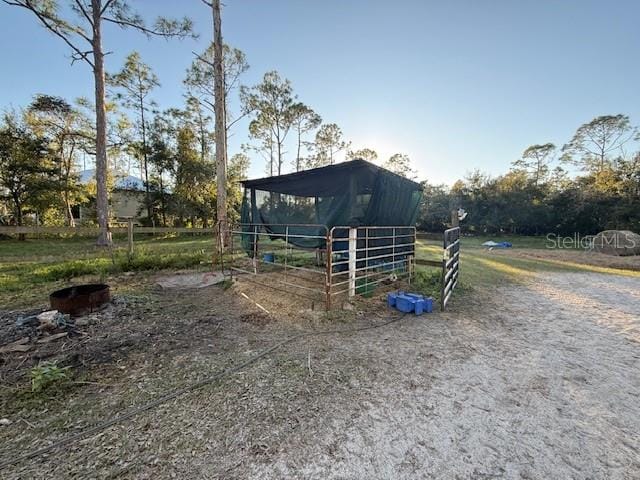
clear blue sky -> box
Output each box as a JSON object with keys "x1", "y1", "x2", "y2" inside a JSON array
[{"x1": 1, "y1": 0, "x2": 638, "y2": 184}]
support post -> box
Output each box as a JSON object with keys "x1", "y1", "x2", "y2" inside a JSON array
[
  {"x1": 451, "y1": 210, "x2": 460, "y2": 228},
  {"x1": 284, "y1": 226, "x2": 289, "y2": 280},
  {"x1": 325, "y1": 228, "x2": 333, "y2": 311},
  {"x1": 252, "y1": 224, "x2": 258, "y2": 274},
  {"x1": 348, "y1": 227, "x2": 357, "y2": 297},
  {"x1": 127, "y1": 218, "x2": 134, "y2": 258}
]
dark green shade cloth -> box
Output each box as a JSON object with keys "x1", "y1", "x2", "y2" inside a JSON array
[{"x1": 240, "y1": 159, "x2": 422, "y2": 251}]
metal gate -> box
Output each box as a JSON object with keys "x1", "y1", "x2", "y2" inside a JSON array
[
  {"x1": 327, "y1": 226, "x2": 415, "y2": 309},
  {"x1": 441, "y1": 226, "x2": 460, "y2": 311}
]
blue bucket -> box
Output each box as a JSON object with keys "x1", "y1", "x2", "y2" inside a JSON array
[{"x1": 263, "y1": 252, "x2": 275, "y2": 263}]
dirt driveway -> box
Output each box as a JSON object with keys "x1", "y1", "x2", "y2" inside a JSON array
[
  {"x1": 2, "y1": 271, "x2": 639, "y2": 479},
  {"x1": 230, "y1": 271, "x2": 639, "y2": 479}
]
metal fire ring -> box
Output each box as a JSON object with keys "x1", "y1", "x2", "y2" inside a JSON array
[{"x1": 49, "y1": 284, "x2": 111, "y2": 316}]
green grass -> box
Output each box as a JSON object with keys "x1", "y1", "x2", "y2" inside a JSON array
[
  {"x1": 412, "y1": 236, "x2": 640, "y2": 302},
  {"x1": 459, "y1": 235, "x2": 550, "y2": 249},
  {"x1": 2, "y1": 234, "x2": 638, "y2": 309},
  {"x1": 0, "y1": 234, "x2": 216, "y2": 307}
]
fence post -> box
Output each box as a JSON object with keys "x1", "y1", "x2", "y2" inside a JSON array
[
  {"x1": 127, "y1": 218, "x2": 134, "y2": 258},
  {"x1": 451, "y1": 210, "x2": 460, "y2": 228},
  {"x1": 325, "y1": 228, "x2": 333, "y2": 311},
  {"x1": 348, "y1": 227, "x2": 357, "y2": 297},
  {"x1": 252, "y1": 224, "x2": 258, "y2": 274}
]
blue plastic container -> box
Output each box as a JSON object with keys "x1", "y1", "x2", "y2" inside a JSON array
[
  {"x1": 404, "y1": 292, "x2": 424, "y2": 301},
  {"x1": 414, "y1": 299, "x2": 424, "y2": 315},
  {"x1": 421, "y1": 297, "x2": 434, "y2": 313},
  {"x1": 263, "y1": 252, "x2": 275, "y2": 263},
  {"x1": 389, "y1": 292, "x2": 434, "y2": 315},
  {"x1": 387, "y1": 292, "x2": 398, "y2": 307},
  {"x1": 395, "y1": 295, "x2": 415, "y2": 313}
]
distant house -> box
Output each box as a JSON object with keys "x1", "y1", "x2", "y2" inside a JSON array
[{"x1": 78, "y1": 170, "x2": 148, "y2": 223}]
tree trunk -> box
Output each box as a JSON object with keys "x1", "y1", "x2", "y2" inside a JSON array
[
  {"x1": 159, "y1": 174, "x2": 166, "y2": 227},
  {"x1": 269, "y1": 132, "x2": 274, "y2": 176},
  {"x1": 277, "y1": 140, "x2": 282, "y2": 175},
  {"x1": 141, "y1": 102, "x2": 152, "y2": 221},
  {"x1": 64, "y1": 191, "x2": 75, "y2": 227},
  {"x1": 92, "y1": 0, "x2": 111, "y2": 246},
  {"x1": 276, "y1": 125, "x2": 282, "y2": 175},
  {"x1": 64, "y1": 145, "x2": 76, "y2": 227},
  {"x1": 13, "y1": 194, "x2": 25, "y2": 241},
  {"x1": 199, "y1": 114, "x2": 207, "y2": 163},
  {"x1": 296, "y1": 128, "x2": 302, "y2": 171},
  {"x1": 212, "y1": 0, "x2": 228, "y2": 247}
]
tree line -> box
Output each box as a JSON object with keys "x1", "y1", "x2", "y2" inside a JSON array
[
  {"x1": 418, "y1": 114, "x2": 640, "y2": 235},
  {"x1": 0, "y1": 47, "x2": 416, "y2": 232},
  {"x1": 0, "y1": 0, "x2": 414, "y2": 234},
  {"x1": 5, "y1": 2, "x2": 633, "y2": 239}
]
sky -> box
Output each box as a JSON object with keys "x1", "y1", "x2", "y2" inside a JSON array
[{"x1": 0, "y1": 0, "x2": 639, "y2": 185}]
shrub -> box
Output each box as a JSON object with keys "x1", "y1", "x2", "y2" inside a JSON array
[
  {"x1": 30, "y1": 362, "x2": 70, "y2": 393},
  {"x1": 412, "y1": 268, "x2": 442, "y2": 299}
]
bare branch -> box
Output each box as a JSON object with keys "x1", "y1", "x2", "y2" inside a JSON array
[
  {"x1": 102, "y1": 15, "x2": 194, "y2": 39},
  {"x1": 226, "y1": 110, "x2": 251, "y2": 131},
  {"x1": 192, "y1": 50, "x2": 212, "y2": 66},
  {"x1": 71, "y1": 49, "x2": 94, "y2": 65},
  {"x1": 72, "y1": 0, "x2": 93, "y2": 27},
  {"x1": 100, "y1": 0, "x2": 116, "y2": 16}
]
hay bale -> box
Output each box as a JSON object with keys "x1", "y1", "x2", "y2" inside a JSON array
[{"x1": 592, "y1": 230, "x2": 640, "y2": 256}]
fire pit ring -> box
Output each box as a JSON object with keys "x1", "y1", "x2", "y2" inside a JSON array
[{"x1": 50, "y1": 284, "x2": 111, "y2": 316}]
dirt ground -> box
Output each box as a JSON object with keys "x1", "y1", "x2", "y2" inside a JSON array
[{"x1": 0, "y1": 269, "x2": 638, "y2": 479}]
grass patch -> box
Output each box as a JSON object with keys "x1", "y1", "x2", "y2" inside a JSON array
[
  {"x1": 459, "y1": 235, "x2": 551, "y2": 250},
  {"x1": 2, "y1": 234, "x2": 637, "y2": 309},
  {"x1": 413, "y1": 237, "x2": 640, "y2": 303},
  {"x1": 412, "y1": 268, "x2": 442, "y2": 300},
  {"x1": 0, "y1": 235, "x2": 216, "y2": 308}
]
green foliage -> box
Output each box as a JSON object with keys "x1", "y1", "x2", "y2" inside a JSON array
[
  {"x1": 290, "y1": 102, "x2": 322, "y2": 171},
  {"x1": 30, "y1": 362, "x2": 70, "y2": 393},
  {"x1": 184, "y1": 43, "x2": 249, "y2": 114},
  {"x1": 172, "y1": 126, "x2": 216, "y2": 224},
  {"x1": 561, "y1": 114, "x2": 636, "y2": 173},
  {"x1": 383, "y1": 153, "x2": 416, "y2": 179},
  {"x1": 412, "y1": 268, "x2": 442, "y2": 300},
  {"x1": 0, "y1": 112, "x2": 56, "y2": 226},
  {"x1": 512, "y1": 143, "x2": 556, "y2": 185},
  {"x1": 418, "y1": 144, "x2": 640, "y2": 235},
  {"x1": 347, "y1": 148, "x2": 378, "y2": 163},
  {"x1": 242, "y1": 71, "x2": 298, "y2": 175},
  {"x1": 26, "y1": 94, "x2": 91, "y2": 226},
  {"x1": 226, "y1": 153, "x2": 250, "y2": 223},
  {"x1": 309, "y1": 123, "x2": 350, "y2": 167},
  {"x1": 417, "y1": 182, "x2": 451, "y2": 232},
  {"x1": 109, "y1": 51, "x2": 160, "y2": 221}
]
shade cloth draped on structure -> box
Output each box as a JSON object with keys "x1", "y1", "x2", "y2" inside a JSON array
[{"x1": 240, "y1": 159, "x2": 422, "y2": 251}]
